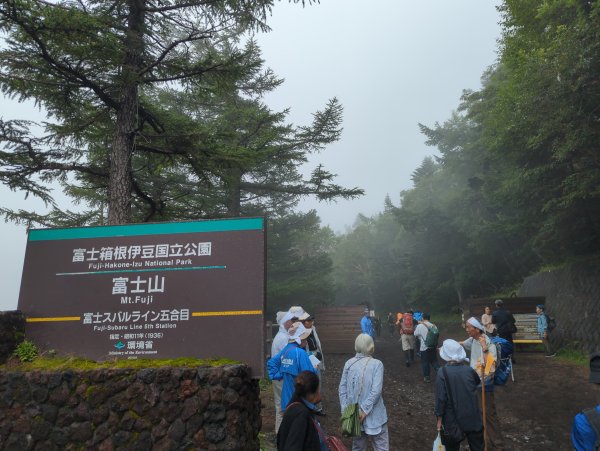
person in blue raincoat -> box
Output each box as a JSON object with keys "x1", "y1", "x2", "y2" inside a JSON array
[
  {"x1": 361, "y1": 307, "x2": 375, "y2": 339},
  {"x1": 268, "y1": 322, "x2": 317, "y2": 414},
  {"x1": 572, "y1": 352, "x2": 600, "y2": 451}
]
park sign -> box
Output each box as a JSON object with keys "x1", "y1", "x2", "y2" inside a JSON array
[{"x1": 17, "y1": 217, "x2": 266, "y2": 377}]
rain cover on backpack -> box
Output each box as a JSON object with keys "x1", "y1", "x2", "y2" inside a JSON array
[{"x1": 401, "y1": 313, "x2": 414, "y2": 334}]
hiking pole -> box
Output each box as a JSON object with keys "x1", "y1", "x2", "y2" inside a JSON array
[{"x1": 481, "y1": 363, "x2": 488, "y2": 451}]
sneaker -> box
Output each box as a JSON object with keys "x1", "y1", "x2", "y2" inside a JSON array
[
  {"x1": 405, "y1": 361, "x2": 410, "y2": 367},
  {"x1": 545, "y1": 353, "x2": 557, "y2": 358},
  {"x1": 423, "y1": 376, "x2": 431, "y2": 383}
]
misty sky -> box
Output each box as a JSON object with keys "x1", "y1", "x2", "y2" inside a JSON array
[{"x1": 0, "y1": 0, "x2": 501, "y2": 310}]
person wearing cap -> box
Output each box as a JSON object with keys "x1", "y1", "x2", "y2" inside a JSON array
[
  {"x1": 271, "y1": 311, "x2": 299, "y2": 433},
  {"x1": 571, "y1": 352, "x2": 600, "y2": 451},
  {"x1": 267, "y1": 322, "x2": 317, "y2": 419},
  {"x1": 361, "y1": 307, "x2": 375, "y2": 340},
  {"x1": 414, "y1": 313, "x2": 440, "y2": 382},
  {"x1": 300, "y1": 313, "x2": 325, "y2": 371},
  {"x1": 435, "y1": 339, "x2": 484, "y2": 451},
  {"x1": 462, "y1": 317, "x2": 504, "y2": 450},
  {"x1": 536, "y1": 304, "x2": 556, "y2": 357},
  {"x1": 491, "y1": 299, "x2": 517, "y2": 356}
]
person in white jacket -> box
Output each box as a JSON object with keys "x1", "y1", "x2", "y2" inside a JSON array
[{"x1": 271, "y1": 310, "x2": 298, "y2": 433}]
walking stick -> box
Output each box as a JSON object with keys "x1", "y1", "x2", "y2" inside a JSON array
[{"x1": 481, "y1": 356, "x2": 488, "y2": 451}]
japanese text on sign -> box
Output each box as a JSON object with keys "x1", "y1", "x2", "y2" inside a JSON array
[{"x1": 73, "y1": 242, "x2": 212, "y2": 262}]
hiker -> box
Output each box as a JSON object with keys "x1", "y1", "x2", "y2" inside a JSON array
[
  {"x1": 271, "y1": 311, "x2": 299, "y2": 433},
  {"x1": 277, "y1": 371, "x2": 328, "y2": 451},
  {"x1": 481, "y1": 306, "x2": 496, "y2": 337},
  {"x1": 435, "y1": 339, "x2": 484, "y2": 451},
  {"x1": 268, "y1": 323, "x2": 317, "y2": 421},
  {"x1": 491, "y1": 299, "x2": 516, "y2": 362},
  {"x1": 373, "y1": 316, "x2": 382, "y2": 338},
  {"x1": 572, "y1": 352, "x2": 600, "y2": 451},
  {"x1": 395, "y1": 312, "x2": 404, "y2": 336},
  {"x1": 399, "y1": 309, "x2": 416, "y2": 367},
  {"x1": 491, "y1": 299, "x2": 515, "y2": 337},
  {"x1": 361, "y1": 307, "x2": 375, "y2": 339},
  {"x1": 462, "y1": 317, "x2": 504, "y2": 451},
  {"x1": 300, "y1": 312, "x2": 325, "y2": 371},
  {"x1": 536, "y1": 304, "x2": 556, "y2": 357},
  {"x1": 386, "y1": 312, "x2": 395, "y2": 335},
  {"x1": 413, "y1": 310, "x2": 424, "y2": 356},
  {"x1": 414, "y1": 313, "x2": 440, "y2": 383},
  {"x1": 339, "y1": 333, "x2": 389, "y2": 450}
]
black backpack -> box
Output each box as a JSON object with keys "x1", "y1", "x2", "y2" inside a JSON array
[{"x1": 545, "y1": 313, "x2": 556, "y2": 332}]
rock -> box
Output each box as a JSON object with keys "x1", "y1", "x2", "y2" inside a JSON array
[{"x1": 167, "y1": 418, "x2": 186, "y2": 441}]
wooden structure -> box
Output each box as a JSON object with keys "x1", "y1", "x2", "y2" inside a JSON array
[
  {"x1": 465, "y1": 297, "x2": 545, "y2": 344},
  {"x1": 314, "y1": 305, "x2": 365, "y2": 354}
]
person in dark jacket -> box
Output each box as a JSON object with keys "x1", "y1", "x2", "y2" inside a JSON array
[
  {"x1": 435, "y1": 339, "x2": 484, "y2": 451},
  {"x1": 491, "y1": 299, "x2": 516, "y2": 362},
  {"x1": 277, "y1": 371, "x2": 328, "y2": 451}
]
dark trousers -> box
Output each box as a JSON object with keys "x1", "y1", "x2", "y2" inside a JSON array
[
  {"x1": 543, "y1": 335, "x2": 554, "y2": 355},
  {"x1": 420, "y1": 348, "x2": 440, "y2": 378},
  {"x1": 444, "y1": 429, "x2": 484, "y2": 451},
  {"x1": 477, "y1": 390, "x2": 504, "y2": 450}
]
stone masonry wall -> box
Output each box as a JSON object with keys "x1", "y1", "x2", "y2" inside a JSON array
[
  {"x1": 0, "y1": 364, "x2": 261, "y2": 450},
  {"x1": 0, "y1": 311, "x2": 25, "y2": 364},
  {"x1": 518, "y1": 259, "x2": 600, "y2": 354}
]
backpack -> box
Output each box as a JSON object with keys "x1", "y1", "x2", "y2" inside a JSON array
[
  {"x1": 401, "y1": 313, "x2": 414, "y2": 334},
  {"x1": 424, "y1": 323, "x2": 440, "y2": 348},
  {"x1": 490, "y1": 337, "x2": 513, "y2": 385},
  {"x1": 545, "y1": 313, "x2": 556, "y2": 332}
]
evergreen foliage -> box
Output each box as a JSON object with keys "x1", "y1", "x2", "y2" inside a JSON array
[{"x1": 332, "y1": 0, "x2": 600, "y2": 312}]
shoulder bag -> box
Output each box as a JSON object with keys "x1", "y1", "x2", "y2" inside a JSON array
[{"x1": 341, "y1": 357, "x2": 371, "y2": 438}]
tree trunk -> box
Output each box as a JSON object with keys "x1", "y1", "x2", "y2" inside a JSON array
[
  {"x1": 107, "y1": 0, "x2": 145, "y2": 225},
  {"x1": 225, "y1": 167, "x2": 242, "y2": 217}
]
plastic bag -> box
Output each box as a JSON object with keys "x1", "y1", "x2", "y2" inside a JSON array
[{"x1": 433, "y1": 432, "x2": 446, "y2": 451}]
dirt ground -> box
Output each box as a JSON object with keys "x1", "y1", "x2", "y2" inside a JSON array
[{"x1": 260, "y1": 321, "x2": 600, "y2": 450}]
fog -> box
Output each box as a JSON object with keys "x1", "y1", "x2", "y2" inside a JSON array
[{"x1": 0, "y1": 0, "x2": 501, "y2": 310}]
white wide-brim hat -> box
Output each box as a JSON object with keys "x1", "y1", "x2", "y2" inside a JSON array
[{"x1": 440, "y1": 339, "x2": 468, "y2": 362}]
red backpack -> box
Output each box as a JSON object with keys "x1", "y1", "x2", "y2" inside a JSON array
[{"x1": 401, "y1": 313, "x2": 414, "y2": 334}]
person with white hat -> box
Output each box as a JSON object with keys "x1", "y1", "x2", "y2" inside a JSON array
[
  {"x1": 270, "y1": 311, "x2": 300, "y2": 433},
  {"x1": 267, "y1": 322, "x2": 317, "y2": 421},
  {"x1": 435, "y1": 339, "x2": 484, "y2": 451},
  {"x1": 300, "y1": 312, "x2": 325, "y2": 371},
  {"x1": 462, "y1": 317, "x2": 504, "y2": 450}
]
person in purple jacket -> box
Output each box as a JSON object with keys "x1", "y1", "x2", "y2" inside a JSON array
[{"x1": 267, "y1": 322, "x2": 317, "y2": 414}]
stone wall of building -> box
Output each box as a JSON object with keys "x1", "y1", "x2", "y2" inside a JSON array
[
  {"x1": 0, "y1": 311, "x2": 25, "y2": 364},
  {"x1": 0, "y1": 364, "x2": 261, "y2": 450},
  {"x1": 518, "y1": 259, "x2": 600, "y2": 354}
]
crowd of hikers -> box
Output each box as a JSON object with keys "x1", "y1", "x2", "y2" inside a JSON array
[{"x1": 267, "y1": 303, "x2": 599, "y2": 451}]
